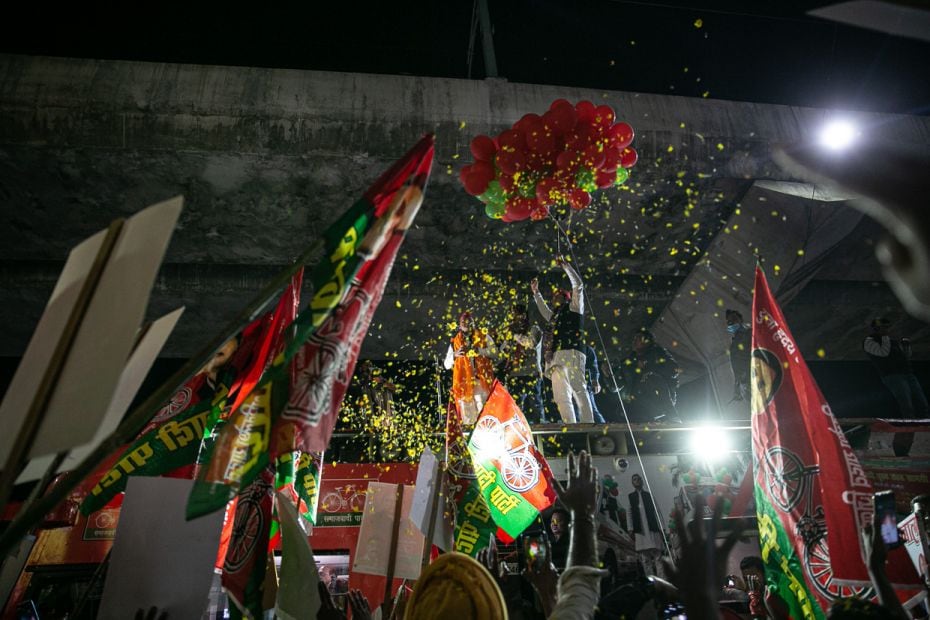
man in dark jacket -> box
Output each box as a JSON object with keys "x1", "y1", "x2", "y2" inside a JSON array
[
  {"x1": 864, "y1": 317, "x2": 928, "y2": 456},
  {"x1": 622, "y1": 329, "x2": 680, "y2": 423},
  {"x1": 726, "y1": 309, "x2": 752, "y2": 401},
  {"x1": 864, "y1": 317, "x2": 928, "y2": 418},
  {"x1": 584, "y1": 343, "x2": 606, "y2": 423}
]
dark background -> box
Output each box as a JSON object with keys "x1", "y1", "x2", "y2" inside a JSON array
[{"x1": 1, "y1": 0, "x2": 928, "y2": 114}]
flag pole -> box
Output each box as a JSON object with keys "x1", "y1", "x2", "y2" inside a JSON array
[
  {"x1": 0, "y1": 235, "x2": 325, "y2": 558},
  {"x1": 420, "y1": 466, "x2": 442, "y2": 569},
  {"x1": 383, "y1": 483, "x2": 405, "y2": 609}
]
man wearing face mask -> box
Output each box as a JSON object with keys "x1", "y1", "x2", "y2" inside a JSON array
[{"x1": 726, "y1": 310, "x2": 752, "y2": 402}]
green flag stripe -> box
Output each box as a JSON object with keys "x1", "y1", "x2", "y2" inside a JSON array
[
  {"x1": 79, "y1": 400, "x2": 214, "y2": 515},
  {"x1": 471, "y1": 459, "x2": 539, "y2": 539},
  {"x1": 755, "y1": 483, "x2": 825, "y2": 620}
]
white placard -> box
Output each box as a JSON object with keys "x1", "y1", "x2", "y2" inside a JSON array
[
  {"x1": 97, "y1": 477, "x2": 224, "y2": 620},
  {"x1": 352, "y1": 482, "x2": 424, "y2": 580},
  {"x1": 409, "y1": 448, "x2": 453, "y2": 550},
  {"x1": 16, "y1": 307, "x2": 184, "y2": 483},
  {"x1": 0, "y1": 197, "x2": 183, "y2": 463},
  {"x1": 276, "y1": 492, "x2": 321, "y2": 620}
]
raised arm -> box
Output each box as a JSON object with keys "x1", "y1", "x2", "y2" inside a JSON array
[
  {"x1": 560, "y1": 259, "x2": 585, "y2": 315},
  {"x1": 531, "y1": 277, "x2": 553, "y2": 322}
]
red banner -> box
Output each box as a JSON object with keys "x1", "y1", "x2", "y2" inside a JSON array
[
  {"x1": 281, "y1": 136, "x2": 434, "y2": 452},
  {"x1": 751, "y1": 266, "x2": 922, "y2": 608}
]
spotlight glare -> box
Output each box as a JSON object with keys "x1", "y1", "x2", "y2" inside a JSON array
[
  {"x1": 819, "y1": 120, "x2": 858, "y2": 151},
  {"x1": 690, "y1": 424, "x2": 731, "y2": 463}
]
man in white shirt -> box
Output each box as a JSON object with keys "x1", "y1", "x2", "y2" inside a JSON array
[{"x1": 532, "y1": 258, "x2": 594, "y2": 424}]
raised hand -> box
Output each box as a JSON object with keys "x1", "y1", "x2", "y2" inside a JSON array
[
  {"x1": 552, "y1": 451, "x2": 598, "y2": 518},
  {"x1": 662, "y1": 495, "x2": 744, "y2": 620},
  {"x1": 347, "y1": 589, "x2": 372, "y2": 620}
]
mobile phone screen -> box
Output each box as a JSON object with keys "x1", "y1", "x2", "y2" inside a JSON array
[
  {"x1": 525, "y1": 536, "x2": 548, "y2": 564},
  {"x1": 874, "y1": 491, "x2": 900, "y2": 547}
]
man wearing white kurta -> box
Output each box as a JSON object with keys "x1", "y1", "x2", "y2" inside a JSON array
[
  {"x1": 628, "y1": 473, "x2": 663, "y2": 575},
  {"x1": 532, "y1": 258, "x2": 594, "y2": 424}
]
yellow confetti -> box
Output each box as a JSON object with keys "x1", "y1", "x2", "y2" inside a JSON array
[
  {"x1": 459, "y1": 120, "x2": 466, "y2": 129},
  {"x1": 694, "y1": 18, "x2": 703, "y2": 28},
  {"x1": 817, "y1": 348, "x2": 826, "y2": 358}
]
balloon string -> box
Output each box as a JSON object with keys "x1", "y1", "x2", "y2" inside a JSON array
[{"x1": 548, "y1": 216, "x2": 674, "y2": 560}]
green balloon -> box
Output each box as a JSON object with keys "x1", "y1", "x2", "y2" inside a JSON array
[
  {"x1": 614, "y1": 168, "x2": 630, "y2": 186},
  {"x1": 485, "y1": 203, "x2": 499, "y2": 218},
  {"x1": 485, "y1": 179, "x2": 504, "y2": 202},
  {"x1": 575, "y1": 169, "x2": 597, "y2": 192}
]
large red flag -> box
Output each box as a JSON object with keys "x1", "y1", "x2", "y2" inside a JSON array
[
  {"x1": 280, "y1": 136, "x2": 434, "y2": 452},
  {"x1": 751, "y1": 266, "x2": 923, "y2": 618}
]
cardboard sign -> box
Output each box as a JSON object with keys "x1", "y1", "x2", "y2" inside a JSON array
[
  {"x1": 409, "y1": 448, "x2": 453, "y2": 550},
  {"x1": 97, "y1": 477, "x2": 224, "y2": 620},
  {"x1": 0, "y1": 197, "x2": 182, "y2": 463},
  {"x1": 352, "y1": 482, "x2": 423, "y2": 580}
]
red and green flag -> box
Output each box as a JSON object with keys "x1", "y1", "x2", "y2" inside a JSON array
[
  {"x1": 186, "y1": 272, "x2": 303, "y2": 520},
  {"x1": 187, "y1": 136, "x2": 435, "y2": 521},
  {"x1": 223, "y1": 464, "x2": 275, "y2": 620},
  {"x1": 750, "y1": 266, "x2": 924, "y2": 620},
  {"x1": 294, "y1": 450, "x2": 324, "y2": 524},
  {"x1": 467, "y1": 382, "x2": 556, "y2": 540},
  {"x1": 279, "y1": 135, "x2": 435, "y2": 453},
  {"x1": 445, "y1": 403, "x2": 496, "y2": 557}
]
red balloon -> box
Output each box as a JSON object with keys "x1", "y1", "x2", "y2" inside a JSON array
[
  {"x1": 513, "y1": 113, "x2": 542, "y2": 134},
  {"x1": 609, "y1": 122, "x2": 635, "y2": 150},
  {"x1": 583, "y1": 144, "x2": 606, "y2": 169},
  {"x1": 567, "y1": 123, "x2": 593, "y2": 151},
  {"x1": 575, "y1": 100, "x2": 596, "y2": 123},
  {"x1": 499, "y1": 173, "x2": 516, "y2": 193},
  {"x1": 497, "y1": 129, "x2": 526, "y2": 152},
  {"x1": 463, "y1": 170, "x2": 490, "y2": 196},
  {"x1": 550, "y1": 98, "x2": 573, "y2": 112},
  {"x1": 568, "y1": 188, "x2": 592, "y2": 210},
  {"x1": 506, "y1": 196, "x2": 535, "y2": 221},
  {"x1": 500, "y1": 212, "x2": 514, "y2": 223},
  {"x1": 526, "y1": 126, "x2": 556, "y2": 153},
  {"x1": 496, "y1": 148, "x2": 526, "y2": 175},
  {"x1": 556, "y1": 150, "x2": 577, "y2": 171},
  {"x1": 458, "y1": 164, "x2": 472, "y2": 186},
  {"x1": 464, "y1": 160, "x2": 494, "y2": 195},
  {"x1": 530, "y1": 204, "x2": 550, "y2": 221},
  {"x1": 620, "y1": 147, "x2": 638, "y2": 168},
  {"x1": 602, "y1": 148, "x2": 621, "y2": 173},
  {"x1": 470, "y1": 135, "x2": 497, "y2": 162},
  {"x1": 547, "y1": 106, "x2": 577, "y2": 135},
  {"x1": 594, "y1": 105, "x2": 615, "y2": 129},
  {"x1": 595, "y1": 170, "x2": 615, "y2": 188},
  {"x1": 536, "y1": 177, "x2": 563, "y2": 206}
]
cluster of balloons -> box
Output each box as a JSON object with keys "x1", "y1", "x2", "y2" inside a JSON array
[{"x1": 458, "y1": 99, "x2": 637, "y2": 222}]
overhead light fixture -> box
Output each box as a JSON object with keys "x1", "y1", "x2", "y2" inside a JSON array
[
  {"x1": 690, "y1": 423, "x2": 731, "y2": 463},
  {"x1": 819, "y1": 119, "x2": 859, "y2": 152}
]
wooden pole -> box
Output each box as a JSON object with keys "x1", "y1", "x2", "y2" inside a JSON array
[
  {"x1": 0, "y1": 220, "x2": 124, "y2": 514},
  {"x1": 420, "y1": 465, "x2": 443, "y2": 569},
  {"x1": 383, "y1": 483, "x2": 404, "y2": 607},
  {"x1": 0, "y1": 234, "x2": 325, "y2": 558}
]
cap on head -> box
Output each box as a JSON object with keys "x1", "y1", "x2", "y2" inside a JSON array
[{"x1": 404, "y1": 552, "x2": 508, "y2": 620}]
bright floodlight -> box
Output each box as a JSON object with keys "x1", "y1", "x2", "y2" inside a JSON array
[
  {"x1": 690, "y1": 424, "x2": 731, "y2": 463},
  {"x1": 819, "y1": 120, "x2": 859, "y2": 151}
]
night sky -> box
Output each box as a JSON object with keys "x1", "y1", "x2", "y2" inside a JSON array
[{"x1": 2, "y1": 1, "x2": 928, "y2": 114}]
